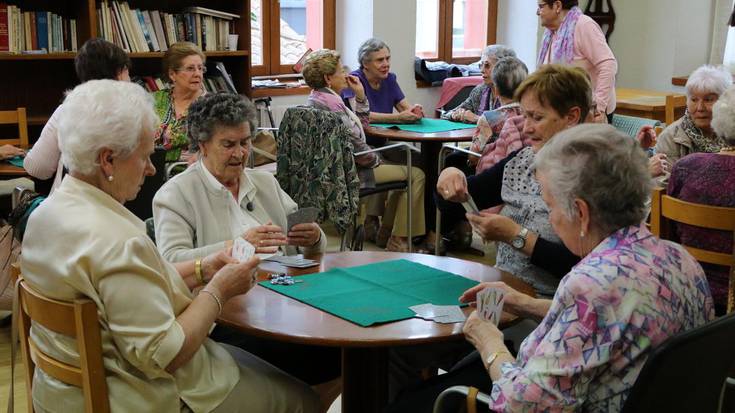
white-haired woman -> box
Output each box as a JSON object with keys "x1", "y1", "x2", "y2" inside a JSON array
[
  {"x1": 441, "y1": 45, "x2": 517, "y2": 124},
  {"x1": 668, "y1": 85, "x2": 735, "y2": 315},
  {"x1": 390, "y1": 125, "x2": 714, "y2": 413},
  {"x1": 21, "y1": 80, "x2": 319, "y2": 413},
  {"x1": 655, "y1": 65, "x2": 733, "y2": 163}
]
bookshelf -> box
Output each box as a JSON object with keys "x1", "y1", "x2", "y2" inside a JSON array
[{"x1": 0, "y1": 0, "x2": 252, "y2": 143}]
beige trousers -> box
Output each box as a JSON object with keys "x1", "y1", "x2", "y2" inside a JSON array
[{"x1": 372, "y1": 164, "x2": 426, "y2": 237}]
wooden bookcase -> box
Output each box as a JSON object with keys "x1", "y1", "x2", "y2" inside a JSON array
[{"x1": 0, "y1": 0, "x2": 251, "y2": 143}]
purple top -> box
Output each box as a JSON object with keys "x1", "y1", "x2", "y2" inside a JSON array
[
  {"x1": 342, "y1": 69, "x2": 405, "y2": 114},
  {"x1": 667, "y1": 152, "x2": 735, "y2": 310}
]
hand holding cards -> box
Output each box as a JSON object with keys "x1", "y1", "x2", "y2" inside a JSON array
[
  {"x1": 462, "y1": 194, "x2": 480, "y2": 215},
  {"x1": 232, "y1": 237, "x2": 255, "y2": 262},
  {"x1": 287, "y1": 207, "x2": 320, "y2": 232},
  {"x1": 477, "y1": 287, "x2": 505, "y2": 325}
]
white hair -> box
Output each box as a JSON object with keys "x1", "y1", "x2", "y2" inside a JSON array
[
  {"x1": 685, "y1": 65, "x2": 733, "y2": 98},
  {"x1": 711, "y1": 85, "x2": 735, "y2": 146},
  {"x1": 59, "y1": 79, "x2": 157, "y2": 175},
  {"x1": 481, "y1": 45, "x2": 516, "y2": 63}
]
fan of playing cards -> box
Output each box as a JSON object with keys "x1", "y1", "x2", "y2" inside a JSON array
[{"x1": 476, "y1": 287, "x2": 505, "y2": 325}]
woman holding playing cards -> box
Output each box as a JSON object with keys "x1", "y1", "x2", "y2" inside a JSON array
[
  {"x1": 390, "y1": 125, "x2": 715, "y2": 413},
  {"x1": 21, "y1": 80, "x2": 320, "y2": 413}
]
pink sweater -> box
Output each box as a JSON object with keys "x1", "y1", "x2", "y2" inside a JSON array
[{"x1": 24, "y1": 104, "x2": 64, "y2": 192}]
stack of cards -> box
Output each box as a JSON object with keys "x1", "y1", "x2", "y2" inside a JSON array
[
  {"x1": 287, "y1": 207, "x2": 320, "y2": 232},
  {"x1": 263, "y1": 255, "x2": 319, "y2": 268},
  {"x1": 232, "y1": 237, "x2": 255, "y2": 262},
  {"x1": 476, "y1": 288, "x2": 505, "y2": 325},
  {"x1": 462, "y1": 194, "x2": 480, "y2": 215},
  {"x1": 409, "y1": 303, "x2": 466, "y2": 324}
]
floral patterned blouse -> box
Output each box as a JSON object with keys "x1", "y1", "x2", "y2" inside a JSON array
[
  {"x1": 489, "y1": 224, "x2": 715, "y2": 412},
  {"x1": 152, "y1": 88, "x2": 199, "y2": 162}
]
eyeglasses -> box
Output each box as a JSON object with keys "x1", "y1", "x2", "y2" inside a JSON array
[
  {"x1": 177, "y1": 65, "x2": 207, "y2": 74},
  {"x1": 537, "y1": 3, "x2": 550, "y2": 11}
]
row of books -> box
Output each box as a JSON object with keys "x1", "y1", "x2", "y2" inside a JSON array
[
  {"x1": 0, "y1": 5, "x2": 78, "y2": 53},
  {"x1": 97, "y1": 2, "x2": 240, "y2": 53}
]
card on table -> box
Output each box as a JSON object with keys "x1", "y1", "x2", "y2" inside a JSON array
[
  {"x1": 263, "y1": 255, "x2": 320, "y2": 268},
  {"x1": 286, "y1": 207, "x2": 320, "y2": 232},
  {"x1": 409, "y1": 303, "x2": 466, "y2": 324},
  {"x1": 462, "y1": 194, "x2": 480, "y2": 215},
  {"x1": 232, "y1": 237, "x2": 255, "y2": 262},
  {"x1": 477, "y1": 287, "x2": 505, "y2": 325}
]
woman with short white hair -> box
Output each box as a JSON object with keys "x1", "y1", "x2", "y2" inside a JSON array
[
  {"x1": 21, "y1": 79, "x2": 319, "y2": 413},
  {"x1": 655, "y1": 64, "x2": 733, "y2": 163}
]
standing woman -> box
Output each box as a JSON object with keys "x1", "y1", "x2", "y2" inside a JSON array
[
  {"x1": 153, "y1": 42, "x2": 206, "y2": 163},
  {"x1": 537, "y1": 0, "x2": 617, "y2": 122}
]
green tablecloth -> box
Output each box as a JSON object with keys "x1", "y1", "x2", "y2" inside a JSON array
[
  {"x1": 371, "y1": 118, "x2": 476, "y2": 134},
  {"x1": 7, "y1": 156, "x2": 24, "y2": 168},
  {"x1": 259, "y1": 259, "x2": 478, "y2": 327}
]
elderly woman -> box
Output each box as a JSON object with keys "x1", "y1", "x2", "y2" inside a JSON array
[
  {"x1": 303, "y1": 49, "x2": 427, "y2": 252},
  {"x1": 437, "y1": 64, "x2": 590, "y2": 296},
  {"x1": 25, "y1": 38, "x2": 131, "y2": 192},
  {"x1": 153, "y1": 42, "x2": 207, "y2": 163},
  {"x1": 441, "y1": 45, "x2": 517, "y2": 123},
  {"x1": 20, "y1": 80, "x2": 319, "y2": 412},
  {"x1": 537, "y1": 0, "x2": 617, "y2": 122},
  {"x1": 668, "y1": 85, "x2": 735, "y2": 315},
  {"x1": 344, "y1": 38, "x2": 424, "y2": 125},
  {"x1": 655, "y1": 65, "x2": 733, "y2": 163},
  {"x1": 391, "y1": 125, "x2": 715, "y2": 413},
  {"x1": 153, "y1": 92, "x2": 326, "y2": 262}
]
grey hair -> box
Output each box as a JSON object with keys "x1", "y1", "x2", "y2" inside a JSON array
[
  {"x1": 481, "y1": 44, "x2": 516, "y2": 63},
  {"x1": 492, "y1": 57, "x2": 528, "y2": 99},
  {"x1": 534, "y1": 124, "x2": 652, "y2": 235},
  {"x1": 58, "y1": 79, "x2": 157, "y2": 176},
  {"x1": 685, "y1": 64, "x2": 733, "y2": 97},
  {"x1": 187, "y1": 93, "x2": 258, "y2": 151},
  {"x1": 711, "y1": 85, "x2": 735, "y2": 146},
  {"x1": 358, "y1": 38, "x2": 390, "y2": 68}
]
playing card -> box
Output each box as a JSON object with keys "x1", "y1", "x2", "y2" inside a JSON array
[
  {"x1": 232, "y1": 237, "x2": 255, "y2": 262},
  {"x1": 477, "y1": 288, "x2": 505, "y2": 325},
  {"x1": 263, "y1": 255, "x2": 319, "y2": 268},
  {"x1": 286, "y1": 207, "x2": 320, "y2": 232},
  {"x1": 433, "y1": 306, "x2": 467, "y2": 324},
  {"x1": 410, "y1": 304, "x2": 466, "y2": 323},
  {"x1": 461, "y1": 194, "x2": 480, "y2": 215}
]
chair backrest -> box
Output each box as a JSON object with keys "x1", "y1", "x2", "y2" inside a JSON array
[
  {"x1": 17, "y1": 278, "x2": 109, "y2": 412},
  {"x1": 650, "y1": 187, "x2": 735, "y2": 311},
  {"x1": 0, "y1": 107, "x2": 29, "y2": 149},
  {"x1": 441, "y1": 85, "x2": 475, "y2": 112},
  {"x1": 665, "y1": 94, "x2": 687, "y2": 126},
  {"x1": 621, "y1": 312, "x2": 735, "y2": 413},
  {"x1": 276, "y1": 106, "x2": 360, "y2": 235}
]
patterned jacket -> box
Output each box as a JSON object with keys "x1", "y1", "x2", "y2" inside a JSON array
[
  {"x1": 276, "y1": 106, "x2": 361, "y2": 235},
  {"x1": 476, "y1": 112, "x2": 529, "y2": 174}
]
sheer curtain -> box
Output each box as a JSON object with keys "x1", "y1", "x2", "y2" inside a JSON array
[{"x1": 711, "y1": 0, "x2": 735, "y2": 65}]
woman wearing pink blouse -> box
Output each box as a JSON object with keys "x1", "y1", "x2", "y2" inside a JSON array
[{"x1": 537, "y1": 0, "x2": 617, "y2": 122}]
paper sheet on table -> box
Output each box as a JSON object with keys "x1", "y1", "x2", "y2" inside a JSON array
[{"x1": 371, "y1": 118, "x2": 477, "y2": 133}]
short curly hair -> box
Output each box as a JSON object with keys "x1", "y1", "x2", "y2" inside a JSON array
[
  {"x1": 302, "y1": 49, "x2": 341, "y2": 89},
  {"x1": 515, "y1": 64, "x2": 592, "y2": 122},
  {"x1": 711, "y1": 86, "x2": 735, "y2": 146},
  {"x1": 187, "y1": 93, "x2": 258, "y2": 151}
]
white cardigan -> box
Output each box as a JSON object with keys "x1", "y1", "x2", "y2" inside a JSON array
[{"x1": 153, "y1": 161, "x2": 326, "y2": 263}]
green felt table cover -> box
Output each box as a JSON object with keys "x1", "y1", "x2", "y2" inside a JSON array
[
  {"x1": 258, "y1": 259, "x2": 479, "y2": 327},
  {"x1": 7, "y1": 156, "x2": 24, "y2": 168},
  {"x1": 371, "y1": 118, "x2": 476, "y2": 133}
]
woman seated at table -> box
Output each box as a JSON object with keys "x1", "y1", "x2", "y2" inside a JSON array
[
  {"x1": 25, "y1": 38, "x2": 130, "y2": 193},
  {"x1": 437, "y1": 64, "x2": 589, "y2": 296},
  {"x1": 391, "y1": 124, "x2": 715, "y2": 413},
  {"x1": 21, "y1": 79, "x2": 320, "y2": 413},
  {"x1": 153, "y1": 42, "x2": 207, "y2": 163},
  {"x1": 655, "y1": 64, "x2": 733, "y2": 163},
  {"x1": 302, "y1": 49, "x2": 427, "y2": 252},
  {"x1": 668, "y1": 85, "x2": 735, "y2": 315},
  {"x1": 441, "y1": 45, "x2": 517, "y2": 124},
  {"x1": 344, "y1": 38, "x2": 424, "y2": 124}
]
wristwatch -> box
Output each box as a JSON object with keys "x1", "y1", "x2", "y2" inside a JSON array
[
  {"x1": 510, "y1": 227, "x2": 529, "y2": 250},
  {"x1": 485, "y1": 350, "x2": 511, "y2": 372}
]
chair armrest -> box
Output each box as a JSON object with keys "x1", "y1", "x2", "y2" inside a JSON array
[
  {"x1": 440, "y1": 143, "x2": 480, "y2": 158},
  {"x1": 433, "y1": 385, "x2": 492, "y2": 413},
  {"x1": 354, "y1": 142, "x2": 420, "y2": 156}
]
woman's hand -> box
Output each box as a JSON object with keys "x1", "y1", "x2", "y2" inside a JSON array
[
  {"x1": 242, "y1": 223, "x2": 287, "y2": 253},
  {"x1": 207, "y1": 256, "x2": 260, "y2": 302},
  {"x1": 466, "y1": 212, "x2": 519, "y2": 243},
  {"x1": 288, "y1": 223, "x2": 321, "y2": 247},
  {"x1": 437, "y1": 167, "x2": 469, "y2": 202},
  {"x1": 396, "y1": 109, "x2": 420, "y2": 123},
  {"x1": 460, "y1": 282, "x2": 533, "y2": 317},
  {"x1": 462, "y1": 310, "x2": 505, "y2": 353},
  {"x1": 636, "y1": 125, "x2": 657, "y2": 149},
  {"x1": 648, "y1": 153, "x2": 669, "y2": 177},
  {"x1": 0, "y1": 144, "x2": 25, "y2": 160},
  {"x1": 410, "y1": 104, "x2": 425, "y2": 118},
  {"x1": 201, "y1": 248, "x2": 238, "y2": 282},
  {"x1": 346, "y1": 75, "x2": 365, "y2": 101}
]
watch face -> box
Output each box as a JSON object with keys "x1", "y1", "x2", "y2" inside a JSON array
[{"x1": 511, "y1": 237, "x2": 524, "y2": 249}]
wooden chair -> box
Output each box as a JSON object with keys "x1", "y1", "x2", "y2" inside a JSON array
[
  {"x1": 665, "y1": 94, "x2": 687, "y2": 126},
  {"x1": 16, "y1": 276, "x2": 110, "y2": 412},
  {"x1": 650, "y1": 187, "x2": 735, "y2": 312},
  {"x1": 0, "y1": 107, "x2": 29, "y2": 149}
]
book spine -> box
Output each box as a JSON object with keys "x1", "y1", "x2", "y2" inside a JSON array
[
  {"x1": 29, "y1": 11, "x2": 37, "y2": 50},
  {"x1": 70, "y1": 19, "x2": 77, "y2": 51},
  {"x1": 142, "y1": 10, "x2": 159, "y2": 51},
  {"x1": 45, "y1": 12, "x2": 51, "y2": 53},
  {"x1": 35, "y1": 11, "x2": 47, "y2": 51},
  {"x1": 151, "y1": 10, "x2": 166, "y2": 51},
  {"x1": 176, "y1": 14, "x2": 185, "y2": 43},
  {"x1": 110, "y1": 1, "x2": 128, "y2": 52},
  {"x1": 23, "y1": 11, "x2": 30, "y2": 51},
  {"x1": 0, "y1": 5, "x2": 8, "y2": 53}
]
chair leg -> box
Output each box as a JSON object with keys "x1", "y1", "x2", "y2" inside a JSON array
[
  {"x1": 406, "y1": 146, "x2": 412, "y2": 253},
  {"x1": 435, "y1": 207, "x2": 443, "y2": 256}
]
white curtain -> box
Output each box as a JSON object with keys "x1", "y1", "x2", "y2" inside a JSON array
[{"x1": 709, "y1": 0, "x2": 735, "y2": 64}]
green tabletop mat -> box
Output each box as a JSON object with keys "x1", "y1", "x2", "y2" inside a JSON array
[
  {"x1": 259, "y1": 259, "x2": 478, "y2": 327},
  {"x1": 371, "y1": 118, "x2": 476, "y2": 133},
  {"x1": 7, "y1": 156, "x2": 24, "y2": 168}
]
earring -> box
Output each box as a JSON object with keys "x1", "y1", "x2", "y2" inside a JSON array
[
  {"x1": 107, "y1": 175, "x2": 114, "y2": 182},
  {"x1": 580, "y1": 230, "x2": 585, "y2": 237}
]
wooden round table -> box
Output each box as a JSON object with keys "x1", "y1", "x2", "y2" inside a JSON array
[{"x1": 218, "y1": 251, "x2": 533, "y2": 413}]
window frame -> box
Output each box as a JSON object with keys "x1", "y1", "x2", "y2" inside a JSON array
[
  {"x1": 428, "y1": 0, "x2": 499, "y2": 64},
  {"x1": 251, "y1": 0, "x2": 336, "y2": 76}
]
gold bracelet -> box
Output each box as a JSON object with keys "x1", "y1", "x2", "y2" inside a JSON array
[
  {"x1": 200, "y1": 289, "x2": 223, "y2": 315},
  {"x1": 195, "y1": 259, "x2": 204, "y2": 284}
]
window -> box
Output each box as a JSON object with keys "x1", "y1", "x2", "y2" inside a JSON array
[
  {"x1": 251, "y1": 0, "x2": 336, "y2": 76},
  {"x1": 416, "y1": 0, "x2": 497, "y2": 64}
]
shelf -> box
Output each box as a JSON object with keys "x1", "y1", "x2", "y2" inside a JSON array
[
  {"x1": 28, "y1": 115, "x2": 51, "y2": 126},
  {"x1": 128, "y1": 50, "x2": 249, "y2": 58},
  {"x1": 251, "y1": 85, "x2": 310, "y2": 98},
  {"x1": 0, "y1": 52, "x2": 76, "y2": 60}
]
